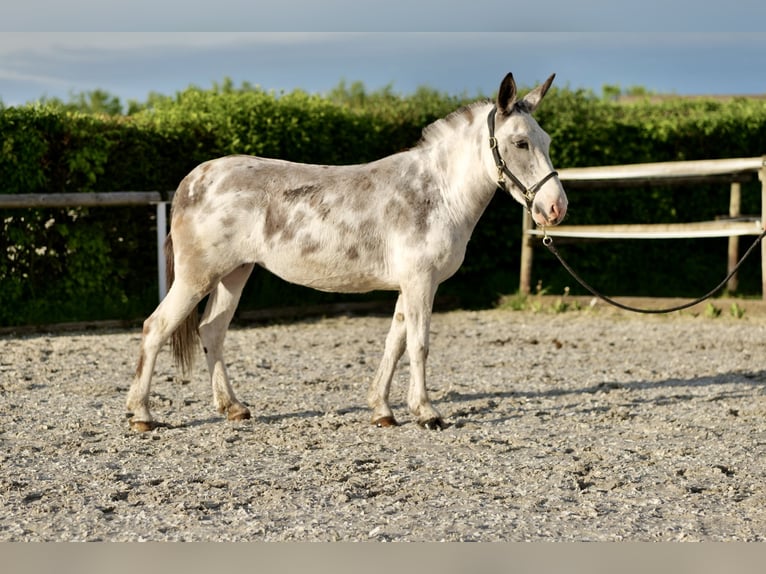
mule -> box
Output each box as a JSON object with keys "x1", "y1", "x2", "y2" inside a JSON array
[{"x1": 126, "y1": 72, "x2": 568, "y2": 431}]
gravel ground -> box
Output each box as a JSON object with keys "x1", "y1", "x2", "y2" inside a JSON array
[{"x1": 2, "y1": 298, "x2": 766, "y2": 541}]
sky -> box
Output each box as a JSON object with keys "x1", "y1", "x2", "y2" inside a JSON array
[{"x1": 1, "y1": 2, "x2": 766, "y2": 108}]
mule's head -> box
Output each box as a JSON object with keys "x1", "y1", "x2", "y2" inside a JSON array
[{"x1": 488, "y1": 73, "x2": 568, "y2": 227}]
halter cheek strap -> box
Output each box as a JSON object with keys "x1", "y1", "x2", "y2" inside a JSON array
[{"x1": 487, "y1": 106, "x2": 559, "y2": 211}]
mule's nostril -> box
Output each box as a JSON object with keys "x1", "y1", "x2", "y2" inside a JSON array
[{"x1": 549, "y1": 203, "x2": 560, "y2": 223}]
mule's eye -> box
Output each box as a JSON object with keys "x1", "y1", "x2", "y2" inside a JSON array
[{"x1": 513, "y1": 139, "x2": 529, "y2": 150}]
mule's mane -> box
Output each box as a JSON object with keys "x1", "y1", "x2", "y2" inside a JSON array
[
  {"x1": 417, "y1": 100, "x2": 490, "y2": 148},
  {"x1": 417, "y1": 98, "x2": 532, "y2": 149}
]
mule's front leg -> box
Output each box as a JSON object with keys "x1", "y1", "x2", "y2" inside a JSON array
[
  {"x1": 402, "y1": 284, "x2": 444, "y2": 430},
  {"x1": 368, "y1": 295, "x2": 407, "y2": 427}
]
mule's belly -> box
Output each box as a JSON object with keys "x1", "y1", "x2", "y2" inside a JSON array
[{"x1": 261, "y1": 254, "x2": 396, "y2": 294}]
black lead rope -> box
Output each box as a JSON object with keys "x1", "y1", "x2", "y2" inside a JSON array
[{"x1": 541, "y1": 229, "x2": 766, "y2": 314}]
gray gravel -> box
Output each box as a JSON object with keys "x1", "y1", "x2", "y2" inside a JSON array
[{"x1": 2, "y1": 300, "x2": 766, "y2": 541}]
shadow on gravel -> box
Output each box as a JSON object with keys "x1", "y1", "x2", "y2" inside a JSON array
[
  {"x1": 444, "y1": 369, "x2": 766, "y2": 411},
  {"x1": 167, "y1": 410, "x2": 331, "y2": 428},
  {"x1": 143, "y1": 372, "x2": 766, "y2": 430},
  {"x1": 257, "y1": 409, "x2": 331, "y2": 424}
]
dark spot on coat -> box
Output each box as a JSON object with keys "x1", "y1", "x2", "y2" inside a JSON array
[
  {"x1": 285, "y1": 185, "x2": 322, "y2": 201},
  {"x1": 354, "y1": 219, "x2": 385, "y2": 266},
  {"x1": 172, "y1": 178, "x2": 196, "y2": 212},
  {"x1": 300, "y1": 237, "x2": 321, "y2": 256},
  {"x1": 135, "y1": 350, "x2": 145, "y2": 378},
  {"x1": 357, "y1": 218, "x2": 378, "y2": 240},
  {"x1": 354, "y1": 175, "x2": 374, "y2": 192},
  {"x1": 384, "y1": 198, "x2": 408, "y2": 230},
  {"x1": 314, "y1": 200, "x2": 331, "y2": 220},
  {"x1": 264, "y1": 203, "x2": 288, "y2": 241},
  {"x1": 282, "y1": 211, "x2": 306, "y2": 242},
  {"x1": 384, "y1": 181, "x2": 435, "y2": 235},
  {"x1": 284, "y1": 185, "x2": 334, "y2": 220},
  {"x1": 220, "y1": 215, "x2": 237, "y2": 228}
]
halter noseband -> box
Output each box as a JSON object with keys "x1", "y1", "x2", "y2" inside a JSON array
[{"x1": 487, "y1": 106, "x2": 559, "y2": 212}]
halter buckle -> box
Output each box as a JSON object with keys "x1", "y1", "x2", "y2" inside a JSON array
[{"x1": 496, "y1": 164, "x2": 506, "y2": 185}]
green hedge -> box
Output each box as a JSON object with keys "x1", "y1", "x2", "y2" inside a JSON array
[{"x1": 2, "y1": 84, "x2": 766, "y2": 326}]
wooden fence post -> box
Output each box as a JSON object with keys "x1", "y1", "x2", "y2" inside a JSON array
[
  {"x1": 760, "y1": 157, "x2": 766, "y2": 300},
  {"x1": 156, "y1": 202, "x2": 169, "y2": 301},
  {"x1": 519, "y1": 210, "x2": 534, "y2": 294},
  {"x1": 727, "y1": 181, "x2": 741, "y2": 293}
]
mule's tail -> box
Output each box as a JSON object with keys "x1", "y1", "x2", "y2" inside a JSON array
[{"x1": 165, "y1": 232, "x2": 199, "y2": 379}]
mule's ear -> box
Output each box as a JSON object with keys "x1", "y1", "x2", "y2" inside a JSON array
[
  {"x1": 522, "y1": 73, "x2": 556, "y2": 113},
  {"x1": 496, "y1": 73, "x2": 517, "y2": 115}
]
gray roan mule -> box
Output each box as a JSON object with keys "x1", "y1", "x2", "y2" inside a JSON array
[{"x1": 126, "y1": 73, "x2": 568, "y2": 431}]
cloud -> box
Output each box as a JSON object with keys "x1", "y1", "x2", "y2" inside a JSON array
[{"x1": 0, "y1": 66, "x2": 73, "y2": 85}]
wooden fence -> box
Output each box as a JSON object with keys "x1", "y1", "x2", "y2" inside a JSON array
[
  {"x1": 520, "y1": 156, "x2": 766, "y2": 299},
  {"x1": 0, "y1": 191, "x2": 175, "y2": 301}
]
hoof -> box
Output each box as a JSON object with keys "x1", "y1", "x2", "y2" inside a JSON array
[
  {"x1": 227, "y1": 404, "x2": 251, "y2": 421},
  {"x1": 418, "y1": 417, "x2": 446, "y2": 431},
  {"x1": 372, "y1": 416, "x2": 398, "y2": 428},
  {"x1": 129, "y1": 419, "x2": 157, "y2": 432}
]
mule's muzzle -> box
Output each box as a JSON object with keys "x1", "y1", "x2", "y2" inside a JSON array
[{"x1": 532, "y1": 196, "x2": 567, "y2": 226}]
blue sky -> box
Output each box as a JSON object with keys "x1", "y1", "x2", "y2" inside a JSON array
[
  {"x1": 4, "y1": 0, "x2": 765, "y2": 32},
  {"x1": 2, "y1": 2, "x2": 765, "y2": 107}
]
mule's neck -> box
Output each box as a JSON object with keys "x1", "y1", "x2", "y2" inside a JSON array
[{"x1": 419, "y1": 102, "x2": 499, "y2": 232}]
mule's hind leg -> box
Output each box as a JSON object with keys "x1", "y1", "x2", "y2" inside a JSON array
[
  {"x1": 368, "y1": 294, "x2": 407, "y2": 427},
  {"x1": 199, "y1": 263, "x2": 255, "y2": 422},
  {"x1": 127, "y1": 278, "x2": 208, "y2": 431}
]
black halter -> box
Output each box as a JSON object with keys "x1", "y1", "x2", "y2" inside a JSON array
[{"x1": 487, "y1": 106, "x2": 559, "y2": 212}]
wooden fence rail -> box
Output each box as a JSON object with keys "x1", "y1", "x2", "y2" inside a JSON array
[
  {"x1": 0, "y1": 191, "x2": 174, "y2": 209},
  {"x1": 520, "y1": 156, "x2": 766, "y2": 298}
]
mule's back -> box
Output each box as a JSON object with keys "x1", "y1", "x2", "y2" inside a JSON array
[{"x1": 171, "y1": 153, "x2": 453, "y2": 293}]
